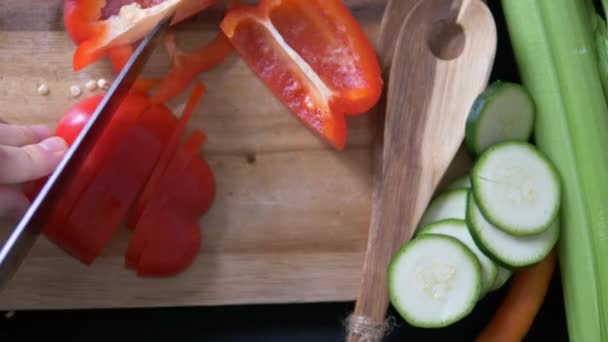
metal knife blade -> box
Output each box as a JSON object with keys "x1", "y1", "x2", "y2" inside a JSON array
[{"x1": 0, "y1": 15, "x2": 172, "y2": 290}]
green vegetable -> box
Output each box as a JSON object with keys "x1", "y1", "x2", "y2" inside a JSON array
[
  {"x1": 471, "y1": 141, "x2": 561, "y2": 236},
  {"x1": 465, "y1": 81, "x2": 535, "y2": 156},
  {"x1": 446, "y1": 175, "x2": 471, "y2": 191},
  {"x1": 418, "y1": 219, "x2": 498, "y2": 296},
  {"x1": 490, "y1": 266, "x2": 512, "y2": 292},
  {"x1": 466, "y1": 191, "x2": 559, "y2": 268},
  {"x1": 418, "y1": 189, "x2": 468, "y2": 228},
  {"x1": 388, "y1": 234, "x2": 482, "y2": 328},
  {"x1": 502, "y1": 0, "x2": 608, "y2": 339}
]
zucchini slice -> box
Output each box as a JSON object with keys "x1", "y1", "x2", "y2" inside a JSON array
[
  {"x1": 388, "y1": 234, "x2": 481, "y2": 328},
  {"x1": 471, "y1": 141, "x2": 561, "y2": 235},
  {"x1": 465, "y1": 81, "x2": 535, "y2": 156},
  {"x1": 446, "y1": 175, "x2": 472, "y2": 191},
  {"x1": 419, "y1": 189, "x2": 468, "y2": 228},
  {"x1": 418, "y1": 219, "x2": 498, "y2": 296},
  {"x1": 466, "y1": 191, "x2": 560, "y2": 268}
]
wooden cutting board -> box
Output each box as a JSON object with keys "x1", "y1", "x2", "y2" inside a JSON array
[{"x1": 0, "y1": 0, "x2": 471, "y2": 310}]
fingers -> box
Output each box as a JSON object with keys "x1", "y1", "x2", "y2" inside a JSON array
[
  {"x1": 0, "y1": 122, "x2": 51, "y2": 146},
  {"x1": 0, "y1": 137, "x2": 68, "y2": 184}
]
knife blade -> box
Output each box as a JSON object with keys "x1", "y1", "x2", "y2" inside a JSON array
[{"x1": 0, "y1": 15, "x2": 173, "y2": 290}]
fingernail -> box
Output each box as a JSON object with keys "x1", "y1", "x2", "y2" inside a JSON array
[
  {"x1": 30, "y1": 125, "x2": 51, "y2": 139},
  {"x1": 40, "y1": 137, "x2": 67, "y2": 152}
]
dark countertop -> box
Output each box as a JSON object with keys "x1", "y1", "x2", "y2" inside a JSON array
[{"x1": 0, "y1": 270, "x2": 567, "y2": 340}]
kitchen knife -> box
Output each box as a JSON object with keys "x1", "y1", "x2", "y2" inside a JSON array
[{"x1": 0, "y1": 15, "x2": 173, "y2": 290}]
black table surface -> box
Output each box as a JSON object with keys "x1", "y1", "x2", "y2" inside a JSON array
[{"x1": 0, "y1": 1, "x2": 570, "y2": 341}]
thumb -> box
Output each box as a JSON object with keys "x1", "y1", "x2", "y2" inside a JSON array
[{"x1": 0, "y1": 137, "x2": 68, "y2": 184}]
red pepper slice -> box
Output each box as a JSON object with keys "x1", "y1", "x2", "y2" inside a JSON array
[
  {"x1": 137, "y1": 155, "x2": 215, "y2": 277},
  {"x1": 59, "y1": 103, "x2": 173, "y2": 264},
  {"x1": 150, "y1": 1, "x2": 238, "y2": 104},
  {"x1": 129, "y1": 149, "x2": 214, "y2": 276},
  {"x1": 129, "y1": 129, "x2": 206, "y2": 227},
  {"x1": 128, "y1": 83, "x2": 205, "y2": 228},
  {"x1": 177, "y1": 153, "x2": 216, "y2": 221},
  {"x1": 136, "y1": 217, "x2": 201, "y2": 277},
  {"x1": 125, "y1": 129, "x2": 207, "y2": 268},
  {"x1": 220, "y1": 0, "x2": 383, "y2": 149},
  {"x1": 108, "y1": 45, "x2": 163, "y2": 94},
  {"x1": 42, "y1": 94, "x2": 149, "y2": 251},
  {"x1": 150, "y1": 31, "x2": 233, "y2": 104}
]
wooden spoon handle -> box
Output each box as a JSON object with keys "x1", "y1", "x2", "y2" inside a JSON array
[{"x1": 348, "y1": 1, "x2": 496, "y2": 341}]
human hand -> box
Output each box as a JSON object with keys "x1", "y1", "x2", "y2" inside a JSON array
[{"x1": 0, "y1": 119, "x2": 67, "y2": 228}]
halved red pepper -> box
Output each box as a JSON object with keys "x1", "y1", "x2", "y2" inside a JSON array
[
  {"x1": 64, "y1": 0, "x2": 102, "y2": 45},
  {"x1": 64, "y1": 0, "x2": 220, "y2": 71},
  {"x1": 220, "y1": 0, "x2": 383, "y2": 150}
]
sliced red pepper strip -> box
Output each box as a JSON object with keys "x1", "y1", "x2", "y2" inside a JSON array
[
  {"x1": 108, "y1": 44, "x2": 134, "y2": 71},
  {"x1": 108, "y1": 45, "x2": 163, "y2": 94},
  {"x1": 130, "y1": 150, "x2": 214, "y2": 275},
  {"x1": 220, "y1": 0, "x2": 383, "y2": 149},
  {"x1": 136, "y1": 217, "x2": 201, "y2": 277},
  {"x1": 141, "y1": 154, "x2": 215, "y2": 276},
  {"x1": 175, "y1": 153, "x2": 215, "y2": 221},
  {"x1": 129, "y1": 129, "x2": 206, "y2": 227},
  {"x1": 60, "y1": 103, "x2": 172, "y2": 264},
  {"x1": 150, "y1": 31, "x2": 233, "y2": 104},
  {"x1": 125, "y1": 129, "x2": 207, "y2": 268},
  {"x1": 128, "y1": 82, "x2": 205, "y2": 228}
]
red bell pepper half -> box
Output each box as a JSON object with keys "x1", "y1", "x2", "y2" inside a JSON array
[
  {"x1": 220, "y1": 0, "x2": 383, "y2": 149},
  {"x1": 64, "y1": 0, "x2": 220, "y2": 71}
]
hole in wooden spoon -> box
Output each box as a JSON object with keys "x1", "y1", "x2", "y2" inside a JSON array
[{"x1": 428, "y1": 20, "x2": 465, "y2": 60}]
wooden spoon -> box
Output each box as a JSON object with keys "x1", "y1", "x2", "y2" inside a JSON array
[{"x1": 347, "y1": 0, "x2": 496, "y2": 340}]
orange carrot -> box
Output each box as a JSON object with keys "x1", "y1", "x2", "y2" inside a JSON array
[{"x1": 476, "y1": 249, "x2": 557, "y2": 342}]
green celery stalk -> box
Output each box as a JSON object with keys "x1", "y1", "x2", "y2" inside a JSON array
[
  {"x1": 588, "y1": 0, "x2": 608, "y2": 97},
  {"x1": 501, "y1": 0, "x2": 608, "y2": 340}
]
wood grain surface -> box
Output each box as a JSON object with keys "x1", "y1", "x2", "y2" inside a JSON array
[{"x1": 0, "y1": 0, "x2": 471, "y2": 310}]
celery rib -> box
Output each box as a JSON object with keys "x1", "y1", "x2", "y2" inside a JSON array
[{"x1": 502, "y1": 0, "x2": 608, "y2": 340}]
